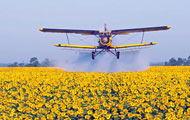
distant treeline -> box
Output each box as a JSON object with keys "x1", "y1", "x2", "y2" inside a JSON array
[
  {"x1": 7, "y1": 57, "x2": 55, "y2": 67},
  {"x1": 5, "y1": 56, "x2": 190, "y2": 67},
  {"x1": 165, "y1": 56, "x2": 190, "y2": 66}
]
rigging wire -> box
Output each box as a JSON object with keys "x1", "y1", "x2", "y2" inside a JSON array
[
  {"x1": 141, "y1": 31, "x2": 145, "y2": 43},
  {"x1": 66, "y1": 33, "x2": 70, "y2": 45},
  {"x1": 126, "y1": 33, "x2": 139, "y2": 41},
  {"x1": 70, "y1": 34, "x2": 94, "y2": 45},
  {"x1": 112, "y1": 33, "x2": 140, "y2": 45}
]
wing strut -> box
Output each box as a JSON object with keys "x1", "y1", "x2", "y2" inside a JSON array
[
  {"x1": 66, "y1": 33, "x2": 70, "y2": 45},
  {"x1": 112, "y1": 34, "x2": 117, "y2": 39},
  {"x1": 141, "y1": 31, "x2": 145, "y2": 43}
]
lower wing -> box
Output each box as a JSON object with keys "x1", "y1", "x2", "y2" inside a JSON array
[
  {"x1": 111, "y1": 42, "x2": 157, "y2": 49},
  {"x1": 54, "y1": 42, "x2": 156, "y2": 53},
  {"x1": 54, "y1": 42, "x2": 156, "y2": 49},
  {"x1": 54, "y1": 44, "x2": 97, "y2": 49}
]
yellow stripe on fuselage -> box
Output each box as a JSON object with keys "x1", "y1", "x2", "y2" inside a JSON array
[
  {"x1": 54, "y1": 44, "x2": 97, "y2": 49},
  {"x1": 81, "y1": 33, "x2": 92, "y2": 35},
  {"x1": 111, "y1": 42, "x2": 157, "y2": 48},
  {"x1": 116, "y1": 33, "x2": 129, "y2": 35}
]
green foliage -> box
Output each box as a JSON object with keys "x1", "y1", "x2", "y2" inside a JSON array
[
  {"x1": 8, "y1": 57, "x2": 54, "y2": 67},
  {"x1": 165, "y1": 55, "x2": 190, "y2": 66},
  {"x1": 41, "y1": 58, "x2": 54, "y2": 67},
  {"x1": 8, "y1": 62, "x2": 18, "y2": 67},
  {"x1": 29, "y1": 57, "x2": 40, "y2": 67}
]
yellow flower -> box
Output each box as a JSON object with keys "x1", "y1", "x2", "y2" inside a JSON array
[
  {"x1": 107, "y1": 89, "x2": 112, "y2": 93},
  {"x1": 103, "y1": 102, "x2": 107, "y2": 107},
  {"x1": 119, "y1": 115, "x2": 125, "y2": 119},
  {"x1": 99, "y1": 117, "x2": 105, "y2": 120},
  {"x1": 1, "y1": 67, "x2": 190, "y2": 119},
  {"x1": 145, "y1": 107, "x2": 152, "y2": 113},
  {"x1": 145, "y1": 114, "x2": 152, "y2": 119},
  {"x1": 105, "y1": 114, "x2": 112, "y2": 119},
  {"x1": 85, "y1": 115, "x2": 91, "y2": 119},
  {"x1": 128, "y1": 113, "x2": 133, "y2": 118},
  {"x1": 154, "y1": 118, "x2": 161, "y2": 120},
  {"x1": 93, "y1": 113, "x2": 99, "y2": 119},
  {"x1": 123, "y1": 109, "x2": 128, "y2": 114},
  {"x1": 67, "y1": 110, "x2": 74, "y2": 115},
  {"x1": 102, "y1": 110, "x2": 107, "y2": 114},
  {"x1": 87, "y1": 110, "x2": 93, "y2": 115},
  {"x1": 112, "y1": 108, "x2": 117, "y2": 113},
  {"x1": 137, "y1": 108, "x2": 143, "y2": 114}
]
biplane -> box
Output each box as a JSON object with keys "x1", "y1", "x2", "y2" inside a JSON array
[{"x1": 40, "y1": 24, "x2": 171, "y2": 59}]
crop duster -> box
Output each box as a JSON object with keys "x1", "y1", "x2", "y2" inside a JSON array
[{"x1": 40, "y1": 24, "x2": 171, "y2": 59}]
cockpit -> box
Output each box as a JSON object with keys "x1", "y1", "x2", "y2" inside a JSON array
[
  {"x1": 98, "y1": 31, "x2": 112, "y2": 46},
  {"x1": 99, "y1": 32, "x2": 111, "y2": 37}
]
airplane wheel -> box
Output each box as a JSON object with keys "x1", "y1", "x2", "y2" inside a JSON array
[
  {"x1": 92, "y1": 52, "x2": 95, "y2": 60},
  {"x1": 116, "y1": 52, "x2": 120, "y2": 59}
]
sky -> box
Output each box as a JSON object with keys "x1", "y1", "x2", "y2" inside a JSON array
[{"x1": 0, "y1": 0, "x2": 190, "y2": 63}]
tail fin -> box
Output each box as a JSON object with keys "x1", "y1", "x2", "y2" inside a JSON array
[{"x1": 104, "y1": 22, "x2": 107, "y2": 32}]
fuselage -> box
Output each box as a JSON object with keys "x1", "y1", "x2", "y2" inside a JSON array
[{"x1": 98, "y1": 31, "x2": 112, "y2": 48}]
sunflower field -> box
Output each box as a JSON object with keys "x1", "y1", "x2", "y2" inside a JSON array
[{"x1": 0, "y1": 67, "x2": 190, "y2": 119}]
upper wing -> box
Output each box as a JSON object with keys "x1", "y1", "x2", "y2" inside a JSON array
[
  {"x1": 54, "y1": 44, "x2": 97, "y2": 49},
  {"x1": 111, "y1": 42, "x2": 157, "y2": 49},
  {"x1": 111, "y1": 26, "x2": 171, "y2": 35},
  {"x1": 40, "y1": 28, "x2": 99, "y2": 35}
]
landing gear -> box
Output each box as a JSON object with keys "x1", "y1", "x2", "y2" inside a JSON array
[
  {"x1": 91, "y1": 49, "x2": 104, "y2": 60},
  {"x1": 91, "y1": 49, "x2": 120, "y2": 59},
  {"x1": 92, "y1": 52, "x2": 95, "y2": 60},
  {"x1": 116, "y1": 52, "x2": 120, "y2": 59}
]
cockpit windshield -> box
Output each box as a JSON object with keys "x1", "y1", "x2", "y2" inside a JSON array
[{"x1": 99, "y1": 32, "x2": 111, "y2": 37}]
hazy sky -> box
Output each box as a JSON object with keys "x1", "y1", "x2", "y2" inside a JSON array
[{"x1": 0, "y1": 0, "x2": 190, "y2": 63}]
